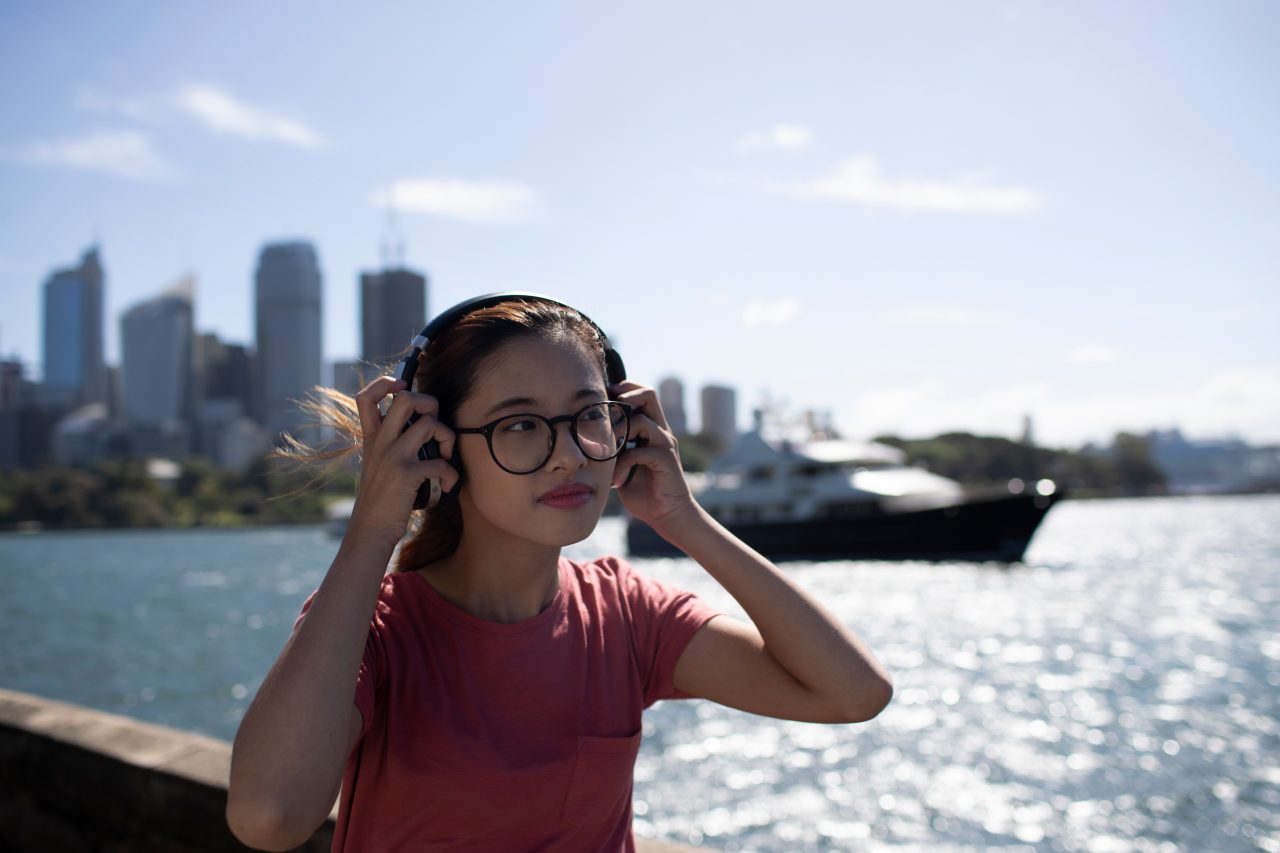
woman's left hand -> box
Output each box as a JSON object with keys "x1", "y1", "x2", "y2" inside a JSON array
[{"x1": 610, "y1": 380, "x2": 696, "y2": 530}]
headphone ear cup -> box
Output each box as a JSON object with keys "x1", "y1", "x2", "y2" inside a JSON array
[{"x1": 604, "y1": 347, "x2": 626, "y2": 386}]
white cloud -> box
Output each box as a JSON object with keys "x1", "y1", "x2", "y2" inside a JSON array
[
  {"x1": 1067, "y1": 344, "x2": 1119, "y2": 364},
  {"x1": 736, "y1": 124, "x2": 813, "y2": 154},
  {"x1": 71, "y1": 83, "x2": 328, "y2": 150},
  {"x1": 741, "y1": 297, "x2": 801, "y2": 327},
  {"x1": 371, "y1": 179, "x2": 539, "y2": 225},
  {"x1": 779, "y1": 155, "x2": 1044, "y2": 215},
  {"x1": 18, "y1": 129, "x2": 177, "y2": 181},
  {"x1": 173, "y1": 83, "x2": 328, "y2": 149}
]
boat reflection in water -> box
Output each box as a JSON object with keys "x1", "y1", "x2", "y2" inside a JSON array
[{"x1": 627, "y1": 424, "x2": 1063, "y2": 563}]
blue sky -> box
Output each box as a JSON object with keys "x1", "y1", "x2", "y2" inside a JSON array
[{"x1": 2, "y1": 1, "x2": 1277, "y2": 447}]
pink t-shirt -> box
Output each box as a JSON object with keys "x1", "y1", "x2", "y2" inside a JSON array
[{"x1": 293, "y1": 555, "x2": 719, "y2": 852}]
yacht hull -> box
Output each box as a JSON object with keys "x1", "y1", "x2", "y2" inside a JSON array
[{"x1": 626, "y1": 491, "x2": 1063, "y2": 562}]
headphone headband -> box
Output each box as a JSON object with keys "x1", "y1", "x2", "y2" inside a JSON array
[{"x1": 398, "y1": 291, "x2": 626, "y2": 387}]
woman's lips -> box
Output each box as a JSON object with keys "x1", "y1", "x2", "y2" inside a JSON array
[{"x1": 537, "y1": 484, "x2": 594, "y2": 509}]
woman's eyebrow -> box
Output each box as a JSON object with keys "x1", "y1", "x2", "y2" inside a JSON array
[{"x1": 484, "y1": 388, "x2": 605, "y2": 417}]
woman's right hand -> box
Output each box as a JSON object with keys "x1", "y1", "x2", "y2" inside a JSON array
[{"x1": 348, "y1": 376, "x2": 459, "y2": 545}]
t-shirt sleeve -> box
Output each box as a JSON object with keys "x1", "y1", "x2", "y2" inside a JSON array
[
  {"x1": 293, "y1": 588, "x2": 385, "y2": 740},
  {"x1": 612, "y1": 557, "x2": 720, "y2": 707}
]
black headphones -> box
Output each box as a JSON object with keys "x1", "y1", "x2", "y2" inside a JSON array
[{"x1": 393, "y1": 292, "x2": 627, "y2": 509}]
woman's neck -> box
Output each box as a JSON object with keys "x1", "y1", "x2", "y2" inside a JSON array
[{"x1": 418, "y1": 530, "x2": 562, "y2": 625}]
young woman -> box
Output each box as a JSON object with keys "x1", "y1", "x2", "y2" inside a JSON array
[{"x1": 226, "y1": 294, "x2": 892, "y2": 852}]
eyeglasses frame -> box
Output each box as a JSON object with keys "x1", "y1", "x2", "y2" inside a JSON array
[{"x1": 453, "y1": 401, "x2": 634, "y2": 475}]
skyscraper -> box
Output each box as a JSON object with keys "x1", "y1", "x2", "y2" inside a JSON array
[
  {"x1": 361, "y1": 267, "x2": 427, "y2": 366},
  {"x1": 255, "y1": 241, "x2": 323, "y2": 440},
  {"x1": 121, "y1": 277, "x2": 195, "y2": 426},
  {"x1": 42, "y1": 246, "x2": 106, "y2": 408},
  {"x1": 195, "y1": 333, "x2": 254, "y2": 417},
  {"x1": 700, "y1": 384, "x2": 738, "y2": 448},
  {"x1": 658, "y1": 377, "x2": 688, "y2": 436}
]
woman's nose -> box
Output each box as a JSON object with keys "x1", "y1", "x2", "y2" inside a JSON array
[{"x1": 547, "y1": 420, "x2": 588, "y2": 471}]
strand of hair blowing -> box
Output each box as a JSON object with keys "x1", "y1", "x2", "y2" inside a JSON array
[{"x1": 277, "y1": 298, "x2": 608, "y2": 573}]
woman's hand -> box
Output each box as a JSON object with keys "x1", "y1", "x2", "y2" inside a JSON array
[
  {"x1": 610, "y1": 380, "x2": 696, "y2": 532},
  {"x1": 347, "y1": 376, "x2": 460, "y2": 545}
]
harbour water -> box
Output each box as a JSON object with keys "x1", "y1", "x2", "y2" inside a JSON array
[{"x1": 2, "y1": 495, "x2": 1277, "y2": 852}]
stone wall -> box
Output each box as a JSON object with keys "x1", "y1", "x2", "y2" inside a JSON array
[{"x1": 0, "y1": 687, "x2": 701, "y2": 852}]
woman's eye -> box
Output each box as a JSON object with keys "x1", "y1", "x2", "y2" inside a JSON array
[
  {"x1": 504, "y1": 418, "x2": 539, "y2": 433},
  {"x1": 581, "y1": 407, "x2": 607, "y2": 422}
]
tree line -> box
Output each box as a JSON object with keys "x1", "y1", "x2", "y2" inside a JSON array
[
  {"x1": 0, "y1": 430, "x2": 1166, "y2": 531},
  {"x1": 869, "y1": 431, "x2": 1167, "y2": 497},
  {"x1": 0, "y1": 457, "x2": 356, "y2": 531}
]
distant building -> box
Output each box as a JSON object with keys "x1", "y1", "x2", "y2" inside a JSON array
[
  {"x1": 51, "y1": 403, "x2": 112, "y2": 466},
  {"x1": 0, "y1": 358, "x2": 62, "y2": 469},
  {"x1": 700, "y1": 384, "x2": 737, "y2": 447},
  {"x1": 0, "y1": 359, "x2": 21, "y2": 410},
  {"x1": 0, "y1": 359, "x2": 24, "y2": 469},
  {"x1": 1149, "y1": 429, "x2": 1280, "y2": 494},
  {"x1": 658, "y1": 377, "x2": 687, "y2": 435},
  {"x1": 195, "y1": 333, "x2": 254, "y2": 418},
  {"x1": 121, "y1": 277, "x2": 195, "y2": 429},
  {"x1": 361, "y1": 267, "x2": 427, "y2": 367},
  {"x1": 331, "y1": 359, "x2": 367, "y2": 400},
  {"x1": 194, "y1": 398, "x2": 269, "y2": 471},
  {"x1": 189, "y1": 332, "x2": 263, "y2": 469},
  {"x1": 255, "y1": 241, "x2": 323, "y2": 441},
  {"x1": 42, "y1": 246, "x2": 107, "y2": 409}
]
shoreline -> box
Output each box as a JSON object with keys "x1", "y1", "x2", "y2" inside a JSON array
[{"x1": 5, "y1": 490, "x2": 1278, "y2": 536}]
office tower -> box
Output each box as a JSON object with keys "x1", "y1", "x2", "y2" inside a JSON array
[
  {"x1": 0, "y1": 360, "x2": 22, "y2": 469},
  {"x1": 331, "y1": 359, "x2": 366, "y2": 400},
  {"x1": 0, "y1": 360, "x2": 20, "y2": 410},
  {"x1": 361, "y1": 267, "x2": 427, "y2": 366},
  {"x1": 658, "y1": 377, "x2": 688, "y2": 436},
  {"x1": 194, "y1": 333, "x2": 267, "y2": 470},
  {"x1": 51, "y1": 403, "x2": 111, "y2": 466},
  {"x1": 700, "y1": 384, "x2": 738, "y2": 448},
  {"x1": 255, "y1": 240, "x2": 323, "y2": 440},
  {"x1": 0, "y1": 358, "x2": 60, "y2": 469},
  {"x1": 195, "y1": 333, "x2": 254, "y2": 417},
  {"x1": 121, "y1": 277, "x2": 195, "y2": 426},
  {"x1": 42, "y1": 246, "x2": 106, "y2": 408}
]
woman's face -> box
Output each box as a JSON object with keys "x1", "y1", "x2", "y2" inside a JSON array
[{"x1": 451, "y1": 333, "x2": 617, "y2": 549}]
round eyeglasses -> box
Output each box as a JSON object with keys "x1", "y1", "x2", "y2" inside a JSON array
[{"x1": 454, "y1": 401, "x2": 633, "y2": 475}]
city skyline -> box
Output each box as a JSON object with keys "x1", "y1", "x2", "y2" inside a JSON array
[
  {"x1": 7, "y1": 240, "x2": 750, "y2": 471},
  {"x1": 2, "y1": 3, "x2": 1277, "y2": 447}
]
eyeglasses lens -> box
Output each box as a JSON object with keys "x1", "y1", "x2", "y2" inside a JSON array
[{"x1": 490, "y1": 402, "x2": 627, "y2": 473}]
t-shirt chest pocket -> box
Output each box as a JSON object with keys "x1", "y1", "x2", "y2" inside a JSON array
[{"x1": 560, "y1": 732, "x2": 643, "y2": 827}]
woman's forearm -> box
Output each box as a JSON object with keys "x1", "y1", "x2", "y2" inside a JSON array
[
  {"x1": 227, "y1": 521, "x2": 397, "y2": 847},
  {"x1": 655, "y1": 501, "x2": 892, "y2": 721}
]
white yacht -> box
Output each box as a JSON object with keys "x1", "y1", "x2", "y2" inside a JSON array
[{"x1": 627, "y1": 423, "x2": 1062, "y2": 562}]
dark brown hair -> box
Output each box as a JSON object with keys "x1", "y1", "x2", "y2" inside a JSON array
[{"x1": 279, "y1": 297, "x2": 610, "y2": 571}]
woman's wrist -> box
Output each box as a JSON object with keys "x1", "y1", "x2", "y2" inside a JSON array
[
  {"x1": 342, "y1": 510, "x2": 408, "y2": 565},
  {"x1": 648, "y1": 498, "x2": 714, "y2": 549}
]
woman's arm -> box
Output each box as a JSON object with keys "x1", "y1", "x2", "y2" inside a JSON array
[
  {"x1": 612, "y1": 382, "x2": 892, "y2": 724},
  {"x1": 226, "y1": 530, "x2": 394, "y2": 850},
  {"x1": 226, "y1": 378, "x2": 458, "y2": 850},
  {"x1": 661, "y1": 504, "x2": 892, "y2": 722}
]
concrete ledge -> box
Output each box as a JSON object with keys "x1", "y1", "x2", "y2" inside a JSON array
[{"x1": 0, "y1": 687, "x2": 702, "y2": 852}]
